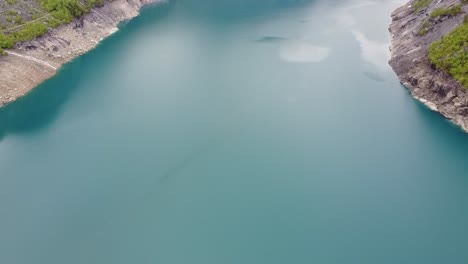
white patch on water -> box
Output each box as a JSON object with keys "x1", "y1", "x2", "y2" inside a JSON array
[
  {"x1": 329, "y1": 0, "x2": 407, "y2": 71},
  {"x1": 279, "y1": 41, "x2": 330, "y2": 63},
  {"x1": 351, "y1": 30, "x2": 391, "y2": 71}
]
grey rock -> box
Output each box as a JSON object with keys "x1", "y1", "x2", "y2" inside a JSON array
[{"x1": 389, "y1": 0, "x2": 468, "y2": 132}]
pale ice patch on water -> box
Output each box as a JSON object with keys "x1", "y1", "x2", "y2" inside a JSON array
[
  {"x1": 279, "y1": 41, "x2": 330, "y2": 63},
  {"x1": 351, "y1": 30, "x2": 391, "y2": 71},
  {"x1": 329, "y1": 0, "x2": 408, "y2": 71},
  {"x1": 332, "y1": 0, "x2": 376, "y2": 29}
]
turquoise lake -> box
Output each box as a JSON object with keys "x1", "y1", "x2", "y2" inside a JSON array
[{"x1": 2, "y1": 0, "x2": 468, "y2": 263}]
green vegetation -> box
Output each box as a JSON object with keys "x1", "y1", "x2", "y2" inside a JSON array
[
  {"x1": 40, "y1": 0, "x2": 85, "y2": 25},
  {"x1": 430, "y1": 5, "x2": 462, "y2": 18},
  {"x1": 429, "y1": 22, "x2": 468, "y2": 88},
  {"x1": 418, "y1": 18, "x2": 431, "y2": 36},
  {"x1": 5, "y1": 10, "x2": 18, "y2": 16},
  {"x1": 84, "y1": 0, "x2": 103, "y2": 10},
  {"x1": 14, "y1": 15, "x2": 23, "y2": 24},
  {"x1": 39, "y1": 0, "x2": 85, "y2": 27},
  {"x1": 0, "y1": 0, "x2": 106, "y2": 56},
  {"x1": 0, "y1": 34, "x2": 15, "y2": 48},
  {"x1": 0, "y1": 33, "x2": 14, "y2": 55},
  {"x1": 12, "y1": 22, "x2": 47, "y2": 42},
  {"x1": 36, "y1": 0, "x2": 105, "y2": 29},
  {"x1": 413, "y1": 0, "x2": 432, "y2": 12},
  {"x1": 6, "y1": 0, "x2": 17, "y2": 5},
  {"x1": 5, "y1": 10, "x2": 20, "y2": 24}
]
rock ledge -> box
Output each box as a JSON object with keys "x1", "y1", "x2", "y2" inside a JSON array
[{"x1": 389, "y1": 0, "x2": 468, "y2": 132}]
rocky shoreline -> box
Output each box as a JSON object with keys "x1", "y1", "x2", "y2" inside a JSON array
[
  {"x1": 0, "y1": 0, "x2": 161, "y2": 107},
  {"x1": 389, "y1": 0, "x2": 468, "y2": 132}
]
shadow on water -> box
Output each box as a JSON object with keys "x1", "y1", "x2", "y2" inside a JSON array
[
  {"x1": 402, "y1": 84, "x2": 468, "y2": 158},
  {"x1": 0, "y1": 62, "x2": 86, "y2": 141},
  {"x1": 0, "y1": 2, "x2": 175, "y2": 142}
]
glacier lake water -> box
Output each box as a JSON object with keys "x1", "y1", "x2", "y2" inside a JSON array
[{"x1": 1, "y1": 0, "x2": 468, "y2": 263}]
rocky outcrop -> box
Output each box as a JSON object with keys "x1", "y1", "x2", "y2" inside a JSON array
[
  {"x1": 389, "y1": 0, "x2": 468, "y2": 132},
  {"x1": 0, "y1": 0, "x2": 161, "y2": 106}
]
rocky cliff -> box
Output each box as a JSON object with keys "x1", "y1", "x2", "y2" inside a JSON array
[
  {"x1": 389, "y1": 0, "x2": 468, "y2": 132},
  {"x1": 0, "y1": 0, "x2": 160, "y2": 106}
]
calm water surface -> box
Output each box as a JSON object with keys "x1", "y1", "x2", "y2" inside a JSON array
[{"x1": 1, "y1": 0, "x2": 468, "y2": 263}]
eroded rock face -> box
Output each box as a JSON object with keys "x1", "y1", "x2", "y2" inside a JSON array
[
  {"x1": 389, "y1": 0, "x2": 468, "y2": 132},
  {"x1": 0, "y1": 0, "x2": 161, "y2": 107}
]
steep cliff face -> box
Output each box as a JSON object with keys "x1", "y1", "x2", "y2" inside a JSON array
[
  {"x1": 0, "y1": 0, "x2": 159, "y2": 106},
  {"x1": 389, "y1": 0, "x2": 468, "y2": 131}
]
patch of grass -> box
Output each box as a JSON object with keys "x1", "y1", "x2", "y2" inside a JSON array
[
  {"x1": 38, "y1": 0, "x2": 103, "y2": 27},
  {"x1": 0, "y1": 34, "x2": 12, "y2": 55},
  {"x1": 429, "y1": 22, "x2": 468, "y2": 88},
  {"x1": 38, "y1": 0, "x2": 105, "y2": 27},
  {"x1": 413, "y1": 0, "x2": 432, "y2": 12},
  {"x1": 14, "y1": 15, "x2": 23, "y2": 24},
  {"x1": 418, "y1": 18, "x2": 431, "y2": 35},
  {"x1": 0, "y1": 34, "x2": 15, "y2": 48},
  {"x1": 6, "y1": 10, "x2": 18, "y2": 16},
  {"x1": 50, "y1": 9, "x2": 74, "y2": 24},
  {"x1": 0, "y1": 0, "x2": 107, "y2": 53},
  {"x1": 45, "y1": 16, "x2": 63, "y2": 28},
  {"x1": 430, "y1": 5, "x2": 462, "y2": 18},
  {"x1": 12, "y1": 22, "x2": 48, "y2": 42},
  {"x1": 84, "y1": 0, "x2": 103, "y2": 11},
  {"x1": 6, "y1": 0, "x2": 17, "y2": 5},
  {"x1": 39, "y1": 0, "x2": 85, "y2": 21}
]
